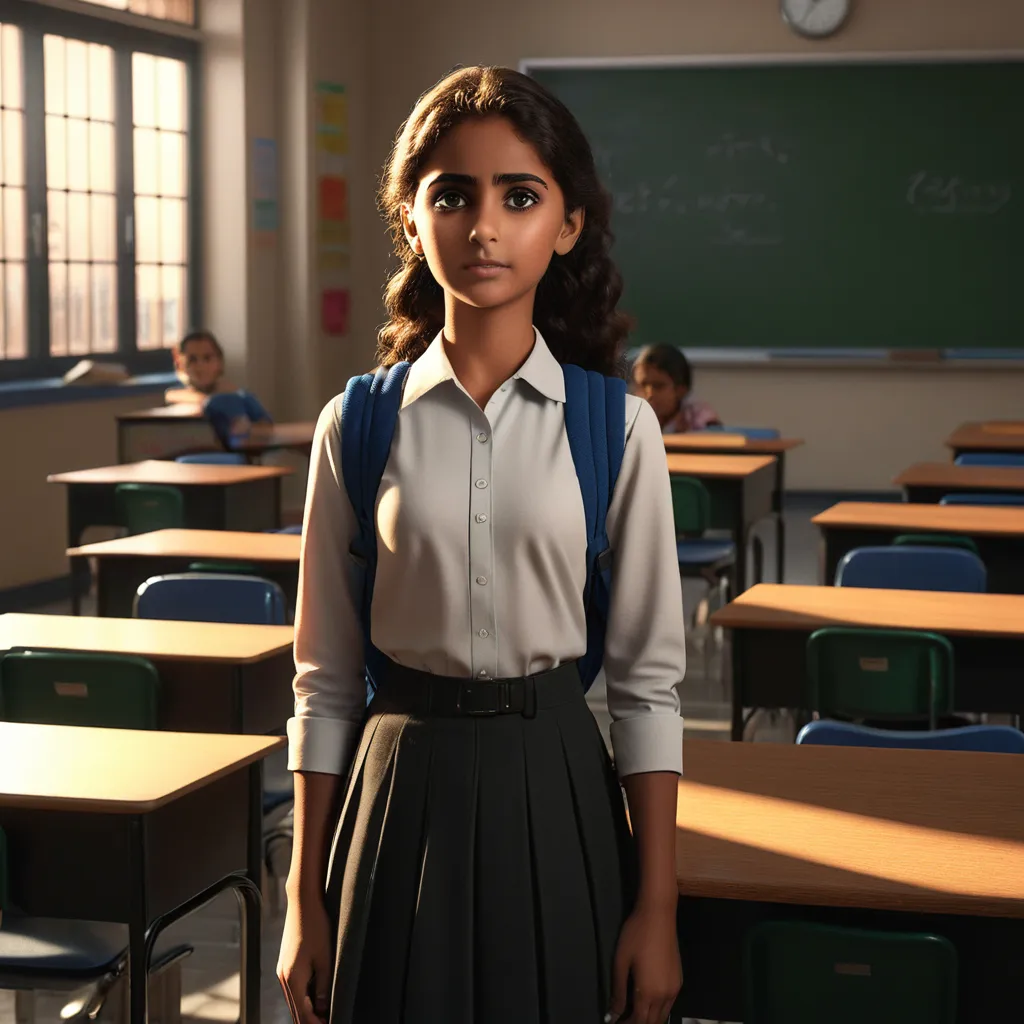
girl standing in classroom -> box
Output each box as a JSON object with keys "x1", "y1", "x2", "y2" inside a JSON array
[{"x1": 277, "y1": 66, "x2": 686, "y2": 1024}]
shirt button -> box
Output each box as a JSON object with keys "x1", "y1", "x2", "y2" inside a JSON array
[
  {"x1": 476, "y1": 513, "x2": 488, "y2": 524},
  {"x1": 476, "y1": 432, "x2": 489, "y2": 443},
  {"x1": 478, "y1": 628, "x2": 489, "y2": 638},
  {"x1": 477, "y1": 669, "x2": 489, "y2": 679},
  {"x1": 476, "y1": 575, "x2": 487, "y2": 586},
  {"x1": 500, "y1": 385, "x2": 508, "y2": 392},
  {"x1": 475, "y1": 478, "x2": 488, "y2": 489}
]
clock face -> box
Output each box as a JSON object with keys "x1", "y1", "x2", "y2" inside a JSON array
[{"x1": 781, "y1": 0, "x2": 851, "y2": 38}]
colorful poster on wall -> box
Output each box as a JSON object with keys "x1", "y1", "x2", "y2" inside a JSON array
[
  {"x1": 252, "y1": 138, "x2": 279, "y2": 243},
  {"x1": 321, "y1": 288, "x2": 350, "y2": 336},
  {"x1": 315, "y1": 82, "x2": 348, "y2": 156}
]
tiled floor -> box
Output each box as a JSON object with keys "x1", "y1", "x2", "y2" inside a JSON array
[{"x1": 0, "y1": 503, "x2": 826, "y2": 1024}]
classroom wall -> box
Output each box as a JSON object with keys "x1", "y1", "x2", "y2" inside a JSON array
[{"x1": 338, "y1": 0, "x2": 1024, "y2": 491}]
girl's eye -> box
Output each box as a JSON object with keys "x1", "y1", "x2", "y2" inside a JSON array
[
  {"x1": 433, "y1": 191, "x2": 466, "y2": 211},
  {"x1": 507, "y1": 189, "x2": 539, "y2": 211}
]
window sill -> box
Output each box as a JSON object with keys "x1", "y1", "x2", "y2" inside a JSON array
[{"x1": 0, "y1": 372, "x2": 178, "y2": 411}]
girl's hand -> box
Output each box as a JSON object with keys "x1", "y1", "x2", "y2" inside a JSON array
[
  {"x1": 277, "y1": 889, "x2": 334, "y2": 1024},
  {"x1": 608, "y1": 901, "x2": 682, "y2": 1024}
]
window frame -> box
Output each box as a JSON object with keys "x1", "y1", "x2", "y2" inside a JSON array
[{"x1": 0, "y1": 0, "x2": 200, "y2": 382}]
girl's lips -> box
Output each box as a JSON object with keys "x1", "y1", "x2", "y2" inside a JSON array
[{"x1": 464, "y1": 263, "x2": 510, "y2": 278}]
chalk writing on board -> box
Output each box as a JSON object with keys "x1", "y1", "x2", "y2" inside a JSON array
[
  {"x1": 613, "y1": 183, "x2": 778, "y2": 217},
  {"x1": 710, "y1": 224, "x2": 784, "y2": 247},
  {"x1": 706, "y1": 133, "x2": 790, "y2": 165},
  {"x1": 906, "y1": 172, "x2": 1011, "y2": 215}
]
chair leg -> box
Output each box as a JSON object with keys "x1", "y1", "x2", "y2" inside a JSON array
[{"x1": 14, "y1": 990, "x2": 35, "y2": 1024}]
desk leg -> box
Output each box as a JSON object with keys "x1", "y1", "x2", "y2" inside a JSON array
[
  {"x1": 774, "y1": 458, "x2": 786, "y2": 584},
  {"x1": 730, "y1": 631, "x2": 744, "y2": 741},
  {"x1": 128, "y1": 816, "x2": 149, "y2": 1024},
  {"x1": 240, "y1": 761, "x2": 264, "y2": 1024}
]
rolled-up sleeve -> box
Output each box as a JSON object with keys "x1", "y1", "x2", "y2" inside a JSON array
[
  {"x1": 603, "y1": 397, "x2": 686, "y2": 778},
  {"x1": 287, "y1": 397, "x2": 367, "y2": 775}
]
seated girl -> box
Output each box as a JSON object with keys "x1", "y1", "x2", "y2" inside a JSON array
[
  {"x1": 631, "y1": 344, "x2": 721, "y2": 434},
  {"x1": 165, "y1": 329, "x2": 234, "y2": 405}
]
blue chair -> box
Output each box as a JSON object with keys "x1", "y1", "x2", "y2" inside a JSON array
[
  {"x1": 270, "y1": 524, "x2": 303, "y2": 535},
  {"x1": 175, "y1": 451, "x2": 247, "y2": 465},
  {"x1": 797, "y1": 719, "x2": 1024, "y2": 753},
  {"x1": 835, "y1": 545, "x2": 987, "y2": 593},
  {"x1": 132, "y1": 572, "x2": 292, "y2": 907},
  {"x1": 134, "y1": 573, "x2": 287, "y2": 625},
  {"x1": 940, "y1": 493, "x2": 1024, "y2": 507},
  {"x1": 954, "y1": 452, "x2": 1024, "y2": 467}
]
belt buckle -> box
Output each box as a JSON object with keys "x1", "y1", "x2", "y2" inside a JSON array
[{"x1": 456, "y1": 680, "x2": 503, "y2": 716}]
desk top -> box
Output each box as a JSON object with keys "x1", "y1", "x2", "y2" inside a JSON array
[
  {"x1": 677, "y1": 739, "x2": 1024, "y2": 918},
  {"x1": 710, "y1": 583, "x2": 1024, "y2": 638},
  {"x1": 116, "y1": 405, "x2": 204, "y2": 422},
  {"x1": 0, "y1": 612, "x2": 294, "y2": 663},
  {"x1": 894, "y1": 461, "x2": 1024, "y2": 492},
  {"x1": 665, "y1": 452, "x2": 776, "y2": 479},
  {"x1": 48, "y1": 459, "x2": 292, "y2": 486},
  {"x1": 813, "y1": 501, "x2": 1024, "y2": 537},
  {"x1": 0, "y1": 722, "x2": 284, "y2": 813},
  {"x1": 232, "y1": 422, "x2": 316, "y2": 452},
  {"x1": 946, "y1": 421, "x2": 1024, "y2": 452},
  {"x1": 663, "y1": 433, "x2": 804, "y2": 456},
  {"x1": 68, "y1": 528, "x2": 301, "y2": 561}
]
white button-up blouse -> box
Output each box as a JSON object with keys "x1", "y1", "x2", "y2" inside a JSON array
[{"x1": 287, "y1": 328, "x2": 686, "y2": 779}]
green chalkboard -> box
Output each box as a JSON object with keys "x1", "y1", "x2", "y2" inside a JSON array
[{"x1": 529, "y1": 60, "x2": 1024, "y2": 350}]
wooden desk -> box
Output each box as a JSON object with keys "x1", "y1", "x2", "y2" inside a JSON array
[
  {"x1": 665, "y1": 453, "x2": 777, "y2": 592},
  {"x1": 673, "y1": 739, "x2": 1024, "y2": 1023},
  {"x1": 0, "y1": 722, "x2": 283, "y2": 1023},
  {"x1": 814, "y1": 502, "x2": 1024, "y2": 593},
  {"x1": 115, "y1": 405, "x2": 217, "y2": 463},
  {"x1": 232, "y1": 421, "x2": 316, "y2": 456},
  {"x1": 946, "y1": 421, "x2": 1024, "y2": 458},
  {"x1": 709, "y1": 584, "x2": 1024, "y2": 739},
  {"x1": 665, "y1": 435, "x2": 803, "y2": 584},
  {"x1": 0, "y1": 613, "x2": 294, "y2": 733},
  {"x1": 895, "y1": 462, "x2": 1024, "y2": 503},
  {"x1": 68, "y1": 529, "x2": 301, "y2": 617},
  {"x1": 48, "y1": 461, "x2": 291, "y2": 612}
]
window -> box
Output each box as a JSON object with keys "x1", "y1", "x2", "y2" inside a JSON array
[
  {"x1": 76, "y1": 0, "x2": 194, "y2": 28},
  {"x1": 0, "y1": 0, "x2": 197, "y2": 381}
]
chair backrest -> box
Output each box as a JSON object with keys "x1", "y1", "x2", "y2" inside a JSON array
[
  {"x1": 114, "y1": 483, "x2": 184, "y2": 536},
  {"x1": 0, "y1": 651, "x2": 159, "y2": 730},
  {"x1": 891, "y1": 533, "x2": 980, "y2": 557},
  {"x1": 939, "y1": 493, "x2": 1024, "y2": 507},
  {"x1": 271, "y1": 524, "x2": 303, "y2": 535},
  {"x1": 669, "y1": 475, "x2": 711, "y2": 537},
  {"x1": 806, "y1": 627, "x2": 954, "y2": 728},
  {"x1": 744, "y1": 920, "x2": 957, "y2": 1024},
  {"x1": 835, "y1": 545, "x2": 987, "y2": 593},
  {"x1": 0, "y1": 826, "x2": 8, "y2": 915},
  {"x1": 175, "y1": 452, "x2": 246, "y2": 466},
  {"x1": 134, "y1": 573, "x2": 287, "y2": 625},
  {"x1": 796, "y1": 720, "x2": 1024, "y2": 753},
  {"x1": 954, "y1": 452, "x2": 1024, "y2": 468}
]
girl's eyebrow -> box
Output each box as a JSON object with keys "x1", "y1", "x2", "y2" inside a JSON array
[{"x1": 427, "y1": 172, "x2": 549, "y2": 190}]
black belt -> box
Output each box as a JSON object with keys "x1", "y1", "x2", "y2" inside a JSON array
[{"x1": 371, "y1": 658, "x2": 582, "y2": 719}]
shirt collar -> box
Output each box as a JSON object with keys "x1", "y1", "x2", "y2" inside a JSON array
[{"x1": 401, "y1": 326, "x2": 566, "y2": 408}]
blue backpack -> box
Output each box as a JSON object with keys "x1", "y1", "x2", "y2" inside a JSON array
[{"x1": 341, "y1": 362, "x2": 626, "y2": 698}]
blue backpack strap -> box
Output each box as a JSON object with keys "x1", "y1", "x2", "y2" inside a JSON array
[
  {"x1": 562, "y1": 364, "x2": 627, "y2": 690},
  {"x1": 340, "y1": 362, "x2": 411, "y2": 699}
]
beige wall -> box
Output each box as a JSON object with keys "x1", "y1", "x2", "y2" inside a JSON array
[{"x1": 345, "y1": 0, "x2": 1024, "y2": 490}]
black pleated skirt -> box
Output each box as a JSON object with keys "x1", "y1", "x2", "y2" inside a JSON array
[{"x1": 323, "y1": 660, "x2": 637, "y2": 1024}]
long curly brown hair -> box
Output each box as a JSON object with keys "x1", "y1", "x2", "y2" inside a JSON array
[{"x1": 376, "y1": 65, "x2": 631, "y2": 376}]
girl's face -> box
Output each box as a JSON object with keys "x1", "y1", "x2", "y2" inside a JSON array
[
  {"x1": 401, "y1": 116, "x2": 584, "y2": 314},
  {"x1": 632, "y1": 363, "x2": 688, "y2": 424}
]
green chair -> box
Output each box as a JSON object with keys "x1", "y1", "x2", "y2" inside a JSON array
[
  {"x1": 806, "y1": 628, "x2": 954, "y2": 731},
  {"x1": 670, "y1": 476, "x2": 736, "y2": 685},
  {"x1": 0, "y1": 659, "x2": 191, "y2": 1023},
  {"x1": 114, "y1": 483, "x2": 184, "y2": 536},
  {"x1": 892, "y1": 533, "x2": 980, "y2": 557},
  {"x1": 0, "y1": 651, "x2": 159, "y2": 730},
  {"x1": 745, "y1": 920, "x2": 957, "y2": 1024}
]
